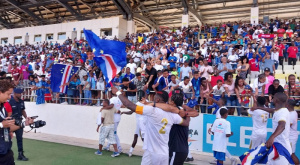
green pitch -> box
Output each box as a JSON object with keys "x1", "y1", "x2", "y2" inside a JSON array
[{"x1": 13, "y1": 138, "x2": 142, "y2": 165}]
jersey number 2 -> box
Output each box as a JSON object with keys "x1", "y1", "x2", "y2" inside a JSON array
[{"x1": 159, "y1": 118, "x2": 168, "y2": 134}]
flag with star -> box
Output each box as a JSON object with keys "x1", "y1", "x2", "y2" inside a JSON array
[
  {"x1": 239, "y1": 142, "x2": 294, "y2": 165},
  {"x1": 83, "y1": 29, "x2": 127, "y2": 84},
  {"x1": 50, "y1": 64, "x2": 79, "y2": 93}
]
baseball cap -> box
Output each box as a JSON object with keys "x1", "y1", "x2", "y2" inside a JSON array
[
  {"x1": 14, "y1": 88, "x2": 24, "y2": 94},
  {"x1": 264, "y1": 67, "x2": 270, "y2": 72},
  {"x1": 244, "y1": 85, "x2": 251, "y2": 90}
]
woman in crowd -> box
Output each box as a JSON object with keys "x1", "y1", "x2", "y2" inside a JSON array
[
  {"x1": 284, "y1": 74, "x2": 300, "y2": 105},
  {"x1": 237, "y1": 56, "x2": 249, "y2": 79},
  {"x1": 253, "y1": 74, "x2": 268, "y2": 97},
  {"x1": 235, "y1": 76, "x2": 253, "y2": 116},
  {"x1": 268, "y1": 79, "x2": 284, "y2": 108},
  {"x1": 96, "y1": 71, "x2": 106, "y2": 103},
  {"x1": 223, "y1": 72, "x2": 236, "y2": 115}
]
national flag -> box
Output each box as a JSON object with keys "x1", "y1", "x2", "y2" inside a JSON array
[
  {"x1": 50, "y1": 64, "x2": 79, "y2": 93},
  {"x1": 83, "y1": 29, "x2": 127, "y2": 84},
  {"x1": 239, "y1": 142, "x2": 294, "y2": 165}
]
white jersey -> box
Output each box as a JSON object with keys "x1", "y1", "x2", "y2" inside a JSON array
[
  {"x1": 216, "y1": 106, "x2": 227, "y2": 119},
  {"x1": 137, "y1": 105, "x2": 183, "y2": 155},
  {"x1": 272, "y1": 108, "x2": 292, "y2": 154},
  {"x1": 136, "y1": 102, "x2": 145, "y2": 121},
  {"x1": 110, "y1": 97, "x2": 123, "y2": 123},
  {"x1": 211, "y1": 118, "x2": 231, "y2": 152},
  {"x1": 289, "y1": 111, "x2": 298, "y2": 141},
  {"x1": 248, "y1": 109, "x2": 269, "y2": 137}
]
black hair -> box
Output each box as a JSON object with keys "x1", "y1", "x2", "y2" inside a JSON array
[
  {"x1": 155, "y1": 90, "x2": 169, "y2": 103},
  {"x1": 257, "y1": 74, "x2": 266, "y2": 85},
  {"x1": 0, "y1": 71, "x2": 6, "y2": 77},
  {"x1": 136, "y1": 73, "x2": 141, "y2": 77},
  {"x1": 184, "y1": 76, "x2": 190, "y2": 80},
  {"x1": 162, "y1": 69, "x2": 168, "y2": 73},
  {"x1": 220, "y1": 108, "x2": 228, "y2": 116},
  {"x1": 194, "y1": 71, "x2": 199, "y2": 75},
  {"x1": 122, "y1": 77, "x2": 129, "y2": 82},
  {"x1": 273, "y1": 79, "x2": 279, "y2": 83},
  {"x1": 200, "y1": 77, "x2": 206, "y2": 82},
  {"x1": 217, "y1": 80, "x2": 222, "y2": 83},
  {"x1": 171, "y1": 93, "x2": 184, "y2": 107},
  {"x1": 274, "y1": 92, "x2": 288, "y2": 104},
  {"x1": 240, "y1": 56, "x2": 249, "y2": 64},
  {"x1": 234, "y1": 76, "x2": 244, "y2": 88},
  {"x1": 103, "y1": 99, "x2": 110, "y2": 105},
  {"x1": 287, "y1": 99, "x2": 296, "y2": 107},
  {"x1": 224, "y1": 72, "x2": 233, "y2": 81},
  {"x1": 137, "y1": 90, "x2": 145, "y2": 101},
  {"x1": 0, "y1": 80, "x2": 15, "y2": 93},
  {"x1": 257, "y1": 96, "x2": 266, "y2": 106}
]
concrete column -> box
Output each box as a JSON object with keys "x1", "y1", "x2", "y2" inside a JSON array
[
  {"x1": 24, "y1": 33, "x2": 29, "y2": 44},
  {"x1": 251, "y1": 7, "x2": 259, "y2": 26},
  {"x1": 182, "y1": 14, "x2": 189, "y2": 29},
  {"x1": 127, "y1": 20, "x2": 136, "y2": 35}
]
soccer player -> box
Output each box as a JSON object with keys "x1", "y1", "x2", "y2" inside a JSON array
[
  {"x1": 111, "y1": 86, "x2": 190, "y2": 165},
  {"x1": 286, "y1": 99, "x2": 299, "y2": 165},
  {"x1": 150, "y1": 89, "x2": 199, "y2": 164},
  {"x1": 211, "y1": 108, "x2": 233, "y2": 165},
  {"x1": 251, "y1": 92, "x2": 292, "y2": 164},
  {"x1": 121, "y1": 90, "x2": 146, "y2": 157},
  {"x1": 247, "y1": 96, "x2": 269, "y2": 149}
]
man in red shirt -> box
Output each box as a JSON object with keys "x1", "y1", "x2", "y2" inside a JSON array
[
  {"x1": 275, "y1": 40, "x2": 285, "y2": 68},
  {"x1": 287, "y1": 42, "x2": 298, "y2": 65},
  {"x1": 249, "y1": 53, "x2": 260, "y2": 79},
  {"x1": 210, "y1": 69, "x2": 224, "y2": 87},
  {"x1": 11, "y1": 63, "x2": 22, "y2": 87}
]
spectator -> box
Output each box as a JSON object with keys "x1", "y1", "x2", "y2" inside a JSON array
[
  {"x1": 235, "y1": 76, "x2": 253, "y2": 116},
  {"x1": 237, "y1": 56, "x2": 249, "y2": 80},
  {"x1": 271, "y1": 47, "x2": 279, "y2": 70},
  {"x1": 121, "y1": 77, "x2": 137, "y2": 103},
  {"x1": 262, "y1": 53, "x2": 275, "y2": 75},
  {"x1": 145, "y1": 63, "x2": 157, "y2": 100},
  {"x1": 152, "y1": 69, "x2": 169, "y2": 92},
  {"x1": 179, "y1": 76, "x2": 194, "y2": 100},
  {"x1": 96, "y1": 71, "x2": 106, "y2": 103},
  {"x1": 179, "y1": 60, "x2": 192, "y2": 81},
  {"x1": 131, "y1": 72, "x2": 147, "y2": 92},
  {"x1": 268, "y1": 79, "x2": 284, "y2": 108},
  {"x1": 264, "y1": 67, "x2": 275, "y2": 95},
  {"x1": 217, "y1": 57, "x2": 234, "y2": 78},
  {"x1": 82, "y1": 74, "x2": 91, "y2": 105},
  {"x1": 287, "y1": 42, "x2": 298, "y2": 65},
  {"x1": 199, "y1": 59, "x2": 213, "y2": 80},
  {"x1": 207, "y1": 80, "x2": 225, "y2": 112},
  {"x1": 191, "y1": 71, "x2": 201, "y2": 110},
  {"x1": 228, "y1": 51, "x2": 239, "y2": 69},
  {"x1": 168, "y1": 75, "x2": 180, "y2": 91},
  {"x1": 249, "y1": 53, "x2": 260, "y2": 79},
  {"x1": 200, "y1": 77, "x2": 212, "y2": 113},
  {"x1": 123, "y1": 67, "x2": 135, "y2": 81},
  {"x1": 11, "y1": 63, "x2": 22, "y2": 87},
  {"x1": 168, "y1": 52, "x2": 177, "y2": 69},
  {"x1": 284, "y1": 74, "x2": 300, "y2": 99},
  {"x1": 126, "y1": 59, "x2": 137, "y2": 74},
  {"x1": 223, "y1": 72, "x2": 236, "y2": 115},
  {"x1": 253, "y1": 74, "x2": 268, "y2": 97}
]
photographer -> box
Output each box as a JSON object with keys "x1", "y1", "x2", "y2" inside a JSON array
[
  {"x1": 0, "y1": 80, "x2": 33, "y2": 165},
  {"x1": 8, "y1": 88, "x2": 28, "y2": 161}
]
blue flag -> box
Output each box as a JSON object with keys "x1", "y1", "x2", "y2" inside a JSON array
[
  {"x1": 50, "y1": 64, "x2": 79, "y2": 93},
  {"x1": 83, "y1": 29, "x2": 127, "y2": 84}
]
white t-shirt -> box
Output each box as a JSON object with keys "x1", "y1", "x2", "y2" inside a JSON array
[
  {"x1": 228, "y1": 54, "x2": 239, "y2": 64},
  {"x1": 154, "y1": 64, "x2": 163, "y2": 71},
  {"x1": 199, "y1": 65, "x2": 213, "y2": 80},
  {"x1": 253, "y1": 29, "x2": 264, "y2": 40},
  {"x1": 216, "y1": 106, "x2": 227, "y2": 119},
  {"x1": 253, "y1": 78, "x2": 268, "y2": 94},
  {"x1": 179, "y1": 81, "x2": 192, "y2": 93},
  {"x1": 138, "y1": 106, "x2": 183, "y2": 155},
  {"x1": 289, "y1": 111, "x2": 298, "y2": 141},
  {"x1": 110, "y1": 97, "x2": 123, "y2": 123},
  {"x1": 212, "y1": 85, "x2": 225, "y2": 96},
  {"x1": 248, "y1": 109, "x2": 269, "y2": 138},
  {"x1": 211, "y1": 118, "x2": 231, "y2": 152},
  {"x1": 132, "y1": 52, "x2": 142, "y2": 62},
  {"x1": 126, "y1": 63, "x2": 137, "y2": 74},
  {"x1": 272, "y1": 108, "x2": 292, "y2": 154},
  {"x1": 271, "y1": 52, "x2": 279, "y2": 62},
  {"x1": 180, "y1": 66, "x2": 191, "y2": 79},
  {"x1": 96, "y1": 112, "x2": 102, "y2": 125}
]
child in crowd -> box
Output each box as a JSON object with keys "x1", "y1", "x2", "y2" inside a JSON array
[
  {"x1": 32, "y1": 76, "x2": 45, "y2": 105},
  {"x1": 211, "y1": 108, "x2": 233, "y2": 165},
  {"x1": 69, "y1": 76, "x2": 81, "y2": 105},
  {"x1": 88, "y1": 71, "x2": 97, "y2": 106},
  {"x1": 44, "y1": 78, "x2": 52, "y2": 103},
  {"x1": 28, "y1": 75, "x2": 36, "y2": 102},
  {"x1": 82, "y1": 74, "x2": 91, "y2": 105},
  {"x1": 97, "y1": 71, "x2": 106, "y2": 102},
  {"x1": 207, "y1": 80, "x2": 225, "y2": 112},
  {"x1": 191, "y1": 71, "x2": 201, "y2": 110}
]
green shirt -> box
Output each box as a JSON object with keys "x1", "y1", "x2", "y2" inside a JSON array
[{"x1": 183, "y1": 54, "x2": 190, "y2": 62}]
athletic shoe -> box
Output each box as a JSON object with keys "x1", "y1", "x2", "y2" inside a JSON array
[
  {"x1": 209, "y1": 159, "x2": 217, "y2": 164},
  {"x1": 128, "y1": 152, "x2": 132, "y2": 157},
  {"x1": 111, "y1": 152, "x2": 120, "y2": 157},
  {"x1": 94, "y1": 150, "x2": 102, "y2": 155},
  {"x1": 230, "y1": 157, "x2": 238, "y2": 165},
  {"x1": 185, "y1": 157, "x2": 194, "y2": 162},
  {"x1": 118, "y1": 148, "x2": 123, "y2": 153},
  {"x1": 102, "y1": 146, "x2": 110, "y2": 151}
]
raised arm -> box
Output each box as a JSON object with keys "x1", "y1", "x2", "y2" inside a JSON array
[{"x1": 111, "y1": 86, "x2": 137, "y2": 112}]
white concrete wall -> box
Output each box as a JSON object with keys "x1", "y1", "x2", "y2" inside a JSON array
[
  {"x1": 24, "y1": 102, "x2": 143, "y2": 147},
  {"x1": 0, "y1": 16, "x2": 125, "y2": 45}
]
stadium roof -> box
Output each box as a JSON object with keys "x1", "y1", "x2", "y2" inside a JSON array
[{"x1": 0, "y1": 0, "x2": 300, "y2": 31}]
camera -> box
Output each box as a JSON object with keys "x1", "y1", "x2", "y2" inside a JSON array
[
  {"x1": 9, "y1": 114, "x2": 23, "y2": 126},
  {"x1": 30, "y1": 120, "x2": 46, "y2": 129},
  {"x1": 9, "y1": 114, "x2": 46, "y2": 128}
]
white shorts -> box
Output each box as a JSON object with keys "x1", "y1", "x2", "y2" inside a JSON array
[
  {"x1": 141, "y1": 150, "x2": 168, "y2": 165},
  {"x1": 99, "y1": 125, "x2": 115, "y2": 145},
  {"x1": 250, "y1": 134, "x2": 267, "y2": 149},
  {"x1": 290, "y1": 139, "x2": 298, "y2": 153},
  {"x1": 97, "y1": 82, "x2": 104, "y2": 91}
]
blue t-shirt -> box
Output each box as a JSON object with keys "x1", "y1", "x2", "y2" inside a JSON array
[
  {"x1": 46, "y1": 58, "x2": 54, "y2": 69},
  {"x1": 247, "y1": 52, "x2": 254, "y2": 59},
  {"x1": 87, "y1": 76, "x2": 96, "y2": 89},
  {"x1": 157, "y1": 77, "x2": 168, "y2": 91},
  {"x1": 191, "y1": 77, "x2": 201, "y2": 97},
  {"x1": 81, "y1": 53, "x2": 87, "y2": 62},
  {"x1": 168, "y1": 56, "x2": 177, "y2": 68},
  {"x1": 265, "y1": 45, "x2": 272, "y2": 53},
  {"x1": 123, "y1": 73, "x2": 135, "y2": 81},
  {"x1": 44, "y1": 83, "x2": 51, "y2": 94}
]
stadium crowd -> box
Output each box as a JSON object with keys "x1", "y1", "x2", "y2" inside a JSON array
[{"x1": 0, "y1": 18, "x2": 300, "y2": 116}]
